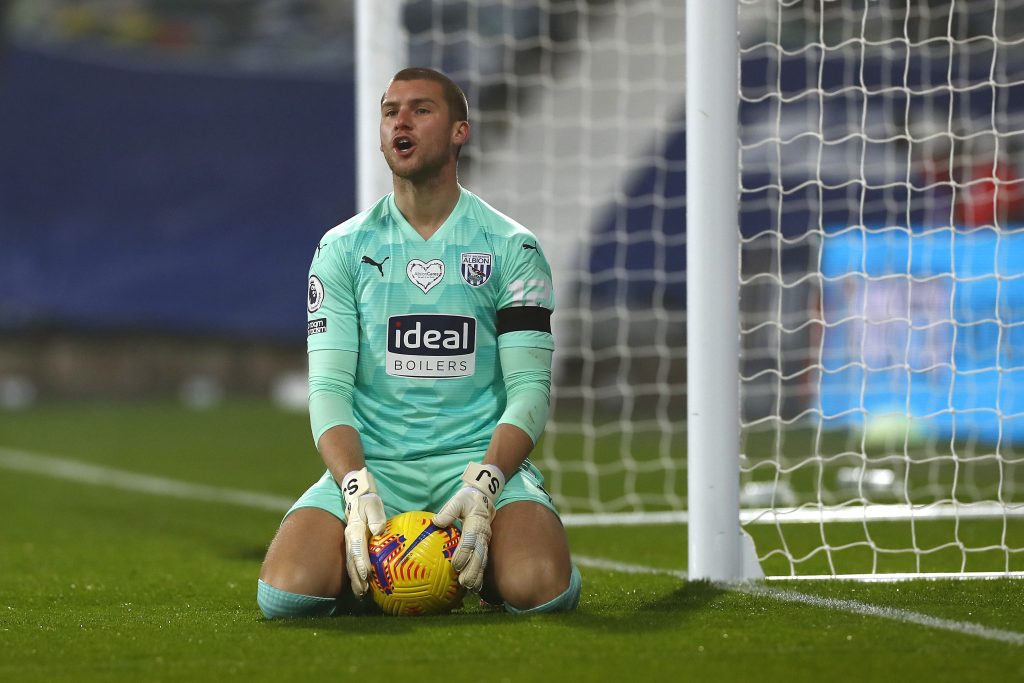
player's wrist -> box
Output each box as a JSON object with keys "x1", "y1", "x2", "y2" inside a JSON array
[
  {"x1": 460, "y1": 462, "x2": 506, "y2": 506},
  {"x1": 341, "y1": 466, "x2": 377, "y2": 501}
]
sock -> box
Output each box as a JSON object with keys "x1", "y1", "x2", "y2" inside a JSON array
[{"x1": 257, "y1": 579, "x2": 337, "y2": 619}]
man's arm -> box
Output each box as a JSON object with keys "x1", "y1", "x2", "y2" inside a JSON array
[
  {"x1": 316, "y1": 425, "x2": 367, "y2": 484},
  {"x1": 308, "y1": 348, "x2": 385, "y2": 596},
  {"x1": 308, "y1": 349, "x2": 367, "y2": 479},
  {"x1": 433, "y1": 343, "x2": 553, "y2": 591},
  {"x1": 481, "y1": 343, "x2": 552, "y2": 476},
  {"x1": 481, "y1": 423, "x2": 535, "y2": 481},
  {"x1": 435, "y1": 228, "x2": 556, "y2": 591}
]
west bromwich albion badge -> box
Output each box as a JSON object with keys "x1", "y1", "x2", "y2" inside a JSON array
[{"x1": 460, "y1": 252, "x2": 492, "y2": 287}]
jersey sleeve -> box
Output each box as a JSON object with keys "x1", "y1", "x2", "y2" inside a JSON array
[
  {"x1": 495, "y1": 232, "x2": 555, "y2": 351},
  {"x1": 306, "y1": 239, "x2": 359, "y2": 353},
  {"x1": 307, "y1": 348, "x2": 359, "y2": 445},
  {"x1": 497, "y1": 345, "x2": 552, "y2": 443}
]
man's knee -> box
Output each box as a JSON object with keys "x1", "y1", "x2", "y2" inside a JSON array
[
  {"x1": 260, "y1": 556, "x2": 342, "y2": 599},
  {"x1": 501, "y1": 555, "x2": 568, "y2": 607},
  {"x1": 504, "y1": 564, "x2": 581, "y2": 614},
  {"x1": 258, "y1": 507, "x2": 346, "y2": 617},
  {"x1": 488, "y1": 500, "x2": 577, "y2": 612}
]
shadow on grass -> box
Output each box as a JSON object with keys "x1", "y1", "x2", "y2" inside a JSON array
[
  {"x1": 263, "y1": 595, "x2": 508, "y2": 635},
  {"x1": 565, "y1": 579, "x2": 728, "y2": 634},
  {"x1": 263, "y1": 579, "x2": 727, "y2": 636}
]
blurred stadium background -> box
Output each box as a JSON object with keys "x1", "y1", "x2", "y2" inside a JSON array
[
  {"x1": 2, "y1": 1, "x2": 1024, "y2": 568},
  {"x1": 0, "y1": 0, "x2": 682, "y2": 407},
  {"x1": 4, "y1": 1, "x2": 1022, "y2": 404},
  {"x1": 0, "y1": 0, "x2": 355, "y2": 406}
]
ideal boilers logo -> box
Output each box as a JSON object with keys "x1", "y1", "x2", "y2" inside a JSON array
[{"x1": 386, "y1": 314, "x2": 477, "y2": 379}]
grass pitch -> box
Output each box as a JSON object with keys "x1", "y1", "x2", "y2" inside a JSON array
[{"x1": 1, "y1": 402, "x2": 1023, "y2": 682}]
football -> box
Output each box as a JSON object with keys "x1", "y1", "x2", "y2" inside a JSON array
[{"x1": 368, "y1": 511, "x2": 467, "y2": 616}]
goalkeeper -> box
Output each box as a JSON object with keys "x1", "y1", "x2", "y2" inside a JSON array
[{"x1": 257, "y1": 67, "x2": 581, "y2": 618}]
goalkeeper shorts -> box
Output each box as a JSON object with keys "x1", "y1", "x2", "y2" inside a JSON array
[{"x1": 284, "y1": 454, "x2": 559, "y2": 524}]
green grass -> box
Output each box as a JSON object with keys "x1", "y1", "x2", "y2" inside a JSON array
[{"x1": 1, "y1": 401, "x2": 1023, "y2": 682}]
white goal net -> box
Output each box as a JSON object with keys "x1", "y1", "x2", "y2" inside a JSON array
[
  {"x1": 387, "y1": 0, "x2": 688, "y2": 517},
  {"x1": 738, "y1": 0, "x2": 1024, "y2": 577},
  {"x1": 362, "y1": 0, "x2": 1024, "y2": 577}
]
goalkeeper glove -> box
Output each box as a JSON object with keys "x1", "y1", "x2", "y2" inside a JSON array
[
  {"x1": 432, "y1": 462, "x2": 506, "y2": 592},
  {"x1": 341, "y1": 467, "x2": 387, "y2": 598}
]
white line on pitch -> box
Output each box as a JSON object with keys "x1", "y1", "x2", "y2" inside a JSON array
[
  {"x1": 3, "y1": 447, "x2": 1022, "y2": 645},
  {"x1": 0, "y1": 447, "x2": 293, "y2": 512},
  {"x1": 572, "y1": 555, "x2": 1024, "y2": 646},
  {"x1": 574, "y1": 555, "x2": 687, "y2": 579},
  {"x1": 736, "y1": 584, "x2": 1024, "y2": 646}
]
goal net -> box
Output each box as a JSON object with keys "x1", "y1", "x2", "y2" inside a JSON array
[
  {"x1": 738, "y1": 0, "x2": 1024, "y2": 577},
  {"x1": 361, "y1": 0, "x2": 1024, "y2": 578},
  {"x1": 371, "y1": 0, "x2": 688, "y2": 519}
]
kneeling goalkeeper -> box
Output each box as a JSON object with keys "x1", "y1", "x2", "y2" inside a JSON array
[{"x1": 257, "y1": 67, "x2": 581, "y2": 618}]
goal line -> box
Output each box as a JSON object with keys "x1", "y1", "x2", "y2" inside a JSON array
[{"x1": 562, "y1": 502, "x2": 1024, "y2": 528}]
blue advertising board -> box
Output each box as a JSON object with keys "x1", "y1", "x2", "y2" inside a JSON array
[
  {"x1": 0, "y1": 46, "x2": 356, "y2": 341},
  {"x1": 820, "y1": 227, "x2": 1024, "y2": 443}
]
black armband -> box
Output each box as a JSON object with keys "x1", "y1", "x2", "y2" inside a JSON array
[{"x1": 497, "y1": 306, "x2": 552, "y2": 335}]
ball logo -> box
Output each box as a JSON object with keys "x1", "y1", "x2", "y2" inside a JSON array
[
  {"x1": 307, "y1": 275, "x2": 325, "y2": 313},
  {"x1": 386, "y1": 314, "x2": 477, "y2": 379}
]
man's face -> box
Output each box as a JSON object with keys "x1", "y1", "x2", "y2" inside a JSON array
[{"x1": 379, "y1": 79, "x2": 465, "y2": 181}]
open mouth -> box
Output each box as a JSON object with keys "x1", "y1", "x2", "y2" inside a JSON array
[{"x1": 393, "y1": 136, "x2": 415, "y2": 155}]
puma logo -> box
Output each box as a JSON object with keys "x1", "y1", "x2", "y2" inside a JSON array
[
  {"x1": 362, "y1": 255, "x2": 389, "y2": 277},
  {"x1": 522, "y1": 242, "x2": 538, "y2": 251}
]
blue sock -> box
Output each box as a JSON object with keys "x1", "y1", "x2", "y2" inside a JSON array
[
  {"x1": 257, "y1": 579, "x2": 337, "y2": 619},
  {"x1": 505, "y1": 564, "x2": 581, "y2": 614}
]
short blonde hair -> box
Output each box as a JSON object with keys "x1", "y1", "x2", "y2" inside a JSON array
[{"x1": 386, "y1": 67, "x2": 469, "y2": 124}]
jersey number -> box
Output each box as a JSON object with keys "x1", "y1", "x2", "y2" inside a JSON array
[{"x1": 506, "y1": 278, "x2": 551, "y2": 307}]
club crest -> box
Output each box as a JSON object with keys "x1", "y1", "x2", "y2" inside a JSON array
[
  {"x1": 460, "y1": 252, "x2": 492, "y2": 287},
  {"x1": 407, "y1": 259, "x2": 445, "y2": 294}
]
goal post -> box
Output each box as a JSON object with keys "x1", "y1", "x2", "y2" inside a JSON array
[
  {"x1": 355, "y1": 0, "x2": 403, "y2": 207},
  {"x1": 685, "y1": 0, "x2": 763, "y2": 581}
]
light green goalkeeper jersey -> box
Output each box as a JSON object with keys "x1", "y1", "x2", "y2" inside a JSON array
[{"x1": 306, "y1": 186, "x2": 555, "y2": 462}]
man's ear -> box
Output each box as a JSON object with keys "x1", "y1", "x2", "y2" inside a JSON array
[{"x1": 452, "y1": 120, "x2": 470, "y2": 146}]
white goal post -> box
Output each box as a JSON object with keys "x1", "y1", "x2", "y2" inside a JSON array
[
  {"x1": 685, "y1": 0, "x2": 756, "y2": 581},
  {"x1": 356, "y1": 1, "x2": 1024, "y2": 581}
]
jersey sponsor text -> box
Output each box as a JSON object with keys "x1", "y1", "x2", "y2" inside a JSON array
[{"x1": 386, "y1": 314, "x2": 476, "y2": 379}]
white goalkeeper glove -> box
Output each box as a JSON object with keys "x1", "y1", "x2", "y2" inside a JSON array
[
  {"x1": 432, "y1": 462, "x2": 506, "y2": 592},
  {"x1": 341, "y1": 467, "x2": 387, "y2": 598}
]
